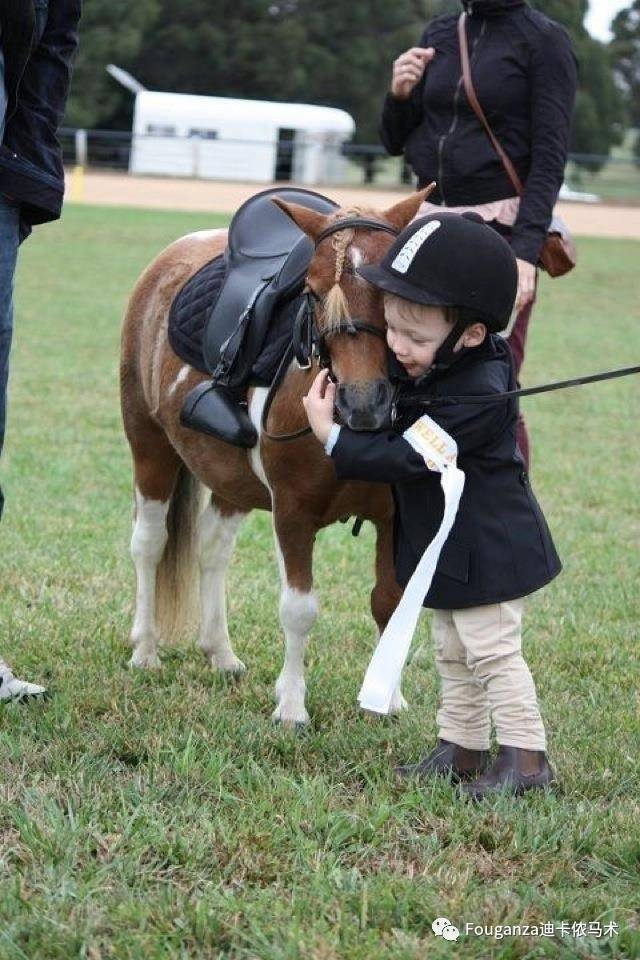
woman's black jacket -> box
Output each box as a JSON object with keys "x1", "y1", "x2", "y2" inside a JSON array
[
  {"x1": 0, "y1": 0, "x2": 81, "y2": 239},
  {"x1": 329, "y1": 336, "x2": 561, "y2": 610},
  {"x1": 380, "y1": 0, "x2": 577, "y2": 265}
]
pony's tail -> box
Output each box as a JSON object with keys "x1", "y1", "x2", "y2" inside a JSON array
[{"x1": 155, "y1": 465, "x2": 201, "y2": 644}]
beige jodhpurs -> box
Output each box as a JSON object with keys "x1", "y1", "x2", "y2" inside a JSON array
[{"x1": 432, "y1": 599, "x2": 547, "y2": 751}]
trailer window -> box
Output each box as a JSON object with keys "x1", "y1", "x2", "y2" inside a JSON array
[
  {"x1": 188, "y1": 129, "x2": 219, "y2": 139},
  {"x1": 146, "y1": 124, "x2": 176, "y2": 136}
]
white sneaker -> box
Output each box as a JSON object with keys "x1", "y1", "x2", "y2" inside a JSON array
[{"x1": 0, "y1": 659, "x2": 47, "y2": 702}]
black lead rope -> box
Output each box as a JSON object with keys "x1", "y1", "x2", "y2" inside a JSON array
[{"x1": 394, "y1": 364, "x2": 640, "y2": 413}]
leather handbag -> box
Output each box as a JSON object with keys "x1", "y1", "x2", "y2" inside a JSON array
[{"x1": 457, "y1": 13, "x2": 576, "y2": 277}]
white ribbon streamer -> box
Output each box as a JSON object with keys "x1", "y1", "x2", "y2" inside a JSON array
[{"x1": 358, "y1": 415, "x2": 466, "y2": 715}]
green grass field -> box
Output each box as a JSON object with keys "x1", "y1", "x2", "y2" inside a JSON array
[{"x1": 1, "y1": 205, "x2": 639, "y2": 959}]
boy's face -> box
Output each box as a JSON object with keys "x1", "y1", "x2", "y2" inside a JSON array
[{"x1": 384, "y1": 297, "x2": 454, "y2": 378}]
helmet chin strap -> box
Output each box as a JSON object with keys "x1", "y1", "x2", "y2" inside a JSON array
[{"x1": 432, "y1": 319, "x2": 471, "y2": 371}]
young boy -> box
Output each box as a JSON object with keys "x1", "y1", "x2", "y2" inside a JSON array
[{"x1": 303, "y1": 213, "x2": 561, "y2": 799}]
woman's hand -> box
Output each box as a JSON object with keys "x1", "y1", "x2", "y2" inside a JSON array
[
  {"x1": 515, "y1": 258, "x2": 536, "y2": 314},
  {"x1": 391, "y1": 47, "x2": 435, "y2": 100},
  {"x1": 302, "y1": 369, "x2": 337, "y2": 446}
]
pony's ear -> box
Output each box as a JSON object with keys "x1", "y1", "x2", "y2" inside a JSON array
[
  {"x1": 272, "y1": 198, "x2": 330, "y2": 240},
  {"x1": 382, "y1": 182, "x2": 437, "y2": 231}
]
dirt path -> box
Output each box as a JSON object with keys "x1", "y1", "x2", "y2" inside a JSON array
[{"x1": 66, "y1": 169, "x2": 640, "y2": 240}]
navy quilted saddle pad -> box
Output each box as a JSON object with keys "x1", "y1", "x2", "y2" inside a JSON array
[{"x1": 168, "y1": 254, "x2": 301, "y2": 385}]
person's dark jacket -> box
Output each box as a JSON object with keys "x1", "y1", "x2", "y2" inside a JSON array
[
  {"x1": 380, "y1": 0, "x2": 577, "y2": 265},
  {"x1": 330, "y1": 335, "x2": 561, "y2": 609},
  {"x1": 0, "y1": 0, "x2": 81, "y2": 240}
]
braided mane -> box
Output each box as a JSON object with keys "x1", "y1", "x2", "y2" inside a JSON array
[{"x1": 321, "y1": 207, "x2": 380, "y2": 334}]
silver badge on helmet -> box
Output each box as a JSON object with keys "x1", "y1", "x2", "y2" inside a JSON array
[{"x1": 391, "y1": 220, "x2": 441, "y2": 274}]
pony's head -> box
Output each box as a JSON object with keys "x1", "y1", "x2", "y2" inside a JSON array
[{"x1": 273, "y1": 185, "x2": 435, "y2": 432}]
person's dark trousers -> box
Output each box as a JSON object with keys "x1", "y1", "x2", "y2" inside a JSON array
[
  {"x1": 0, "y1": 197, "x2": 21, "y2": 521},
  {"x1": 506, "y1": 295, "x2": 535, "y2": 469}
]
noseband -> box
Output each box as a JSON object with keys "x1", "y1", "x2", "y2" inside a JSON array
[{"x1": 262, "y1": 216, "x2": 399, "y2": 443}]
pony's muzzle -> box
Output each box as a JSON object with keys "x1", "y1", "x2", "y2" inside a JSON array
[{"x1": 335, "y1": 379, "x2": 395, "y2": 432}]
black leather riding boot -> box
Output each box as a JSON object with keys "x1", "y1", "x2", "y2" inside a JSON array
[
  {"x1": 180, "y1": 382, "x2": 258, "y2": 448},
  {"x1": 395, "y1": 739, "x2": 490, "y2": 783},
  {"x1": 461, "y1": 745, "x2": 556, "y2": 800}
]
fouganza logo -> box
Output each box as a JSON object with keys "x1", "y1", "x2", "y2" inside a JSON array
[
  {"x1": 391, "y1": 220, "x2": 441, "y2": 274},
  {"x1": 432, "y1": 917, "x2": 460, "y2": 942}
]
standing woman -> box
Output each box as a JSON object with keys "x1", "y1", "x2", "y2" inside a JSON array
[
  {"x1": 0, "y1": 0, "x2": 81, "y2": 700},
  {"x1": 380, "y1": 0, "x2": 578, "y2": 466}
]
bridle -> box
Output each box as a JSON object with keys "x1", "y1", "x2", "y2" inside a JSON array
[{"x1": 261, "y1": 216, "x2": 399, "y2": 442}]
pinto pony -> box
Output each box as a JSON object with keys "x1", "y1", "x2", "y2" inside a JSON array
[{"x1": 120, "y1": 188, "x2": 430, "y2": 723}]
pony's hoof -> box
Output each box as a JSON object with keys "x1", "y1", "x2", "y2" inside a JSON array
[
  {"x1": 129, "y1": 650, "x2": 162, "y2": 670},
  {"x1": 200, "y1": 648, "x2": 247, "y2": 679},
  {"x1": 217, "y1": 657, "x2": 247, "y2": 677},
  {"x1": 271, "y1": 703, "x2": 310, "y2": 727}
]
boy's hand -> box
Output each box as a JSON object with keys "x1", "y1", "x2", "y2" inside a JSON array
[{"x1": 302, "y1": 369, "x2": 337, "y2": 446}]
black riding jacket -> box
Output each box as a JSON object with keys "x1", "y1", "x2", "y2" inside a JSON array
[
  {"x1": 330, "y1": 336, "x2": 561, "y2": 610},
  {"x1": 380, "y1": 0, "x2": 577, "y2": 265},
  {"x1": 0, "y1": 0, "x2": 81, "y2": 238}
]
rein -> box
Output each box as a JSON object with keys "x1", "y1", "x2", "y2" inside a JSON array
[
  {"x1": 392, "y1": 364, "x2": 640, "y2": 419},
  {"x1": 261, "y1": 216, "x2": 398, "y2": 443}
]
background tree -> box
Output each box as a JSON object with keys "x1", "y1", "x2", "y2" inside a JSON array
[
  {"x1": 124, "y1": 0, "x2": 452, "y2": 180},
  {"x1": 65, "y1": 0, "x2": 159, "y2": 128},
  {"x1": 532, "y1": 0, "x2": 624, "y2": 171},
  {"x1": 67, "y1": 0, "x2": 625, "y2": 176},
  {"x1": 609, "y1": 0, "x2": 640, "y2": 165}
]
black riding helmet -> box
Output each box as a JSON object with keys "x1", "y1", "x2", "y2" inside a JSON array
[{"x1": 357, "y1": 212, "x2": 517, "y2": 334}]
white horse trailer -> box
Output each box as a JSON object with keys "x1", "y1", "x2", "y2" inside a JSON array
[{"x1": 129, "y1": 91, "x2": 355, "y2": 184}]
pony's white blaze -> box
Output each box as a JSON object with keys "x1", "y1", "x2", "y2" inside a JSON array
[
  {"x1": 349, "y1": 245, "x2": 364, "y2": 269},
  {"x1": 247, "y1": 387, "x2": 270, "y2": 489},
  {"x1": 271, "y1": 539, "x2": 318, "y2": 725},
  {"x1": 197, "y1": 503, "x2": 246, "y2": 672},
  {"x1": 168, "y1": 364, "x2": 192, "y2": 397},
  {"x1": 129, "y1": 490, "x2": 170, "y2": 669}
]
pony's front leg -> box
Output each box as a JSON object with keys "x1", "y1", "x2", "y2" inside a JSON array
[
  {"x1": 129, "y1": 491, "x2": 170, "y2": 669},
  {"x1": 271, "y1": 506, "x2": 318, "y2": 726},
  {"x1": 371, "y1": 517, "x2": 407, "y2": 714},
  {"x1": 197, "y1": 499, "x2": 247, "y2": 674}
]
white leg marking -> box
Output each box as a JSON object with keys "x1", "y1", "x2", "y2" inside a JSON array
[
  {"x1": 272, "y1": 541, "x2": 318, "y2": 725},
  {"x1": 197, "y1": 503, "x2": 246, "y2": 673},
  {"x1": 248, "y1": 389, "x2": 317, "y2": 723},
  {"x1": 129, "y1": 490, "x2": 170, "y2": 669}
]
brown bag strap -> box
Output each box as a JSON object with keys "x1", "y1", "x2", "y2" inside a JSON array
[{"x1": 457, "y1": 12, "x2": 525, "y2": 197}]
